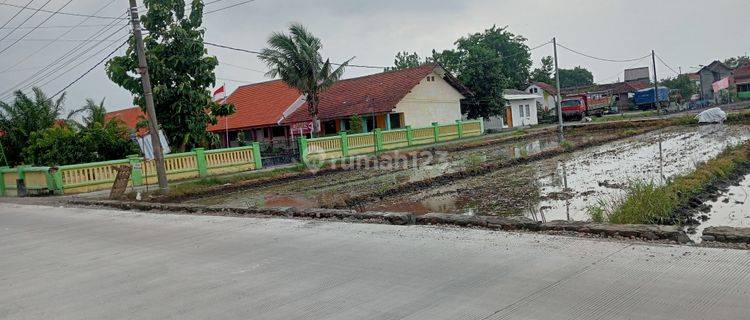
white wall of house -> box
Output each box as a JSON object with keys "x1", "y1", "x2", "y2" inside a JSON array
[
  {"x1": 507, "y1": 97, "x2": 539, "y2": 127},
  {"x1": 392, "y1": 71, "x2": 465, "y2": 128},
  {"x1": 526, "y1": 84, "x2": 557, "y2": 115}
]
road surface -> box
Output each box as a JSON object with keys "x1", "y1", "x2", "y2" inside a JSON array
[{"x1": 1, "y1": 203, "x2": 749, "y2": 319}]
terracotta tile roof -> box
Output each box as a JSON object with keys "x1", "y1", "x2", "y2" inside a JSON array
[
  {"x1": 561, "y1": 80, "x2": 650, "y2": 96},
  {"x1": 532, "y1": 82, "x2": 558, "y2": 95},
  {"x1": 209, "y1": 64, "x2": 462, "y2": 131},
  {"x1": 105, "y1": 107, "x2": 147, "y2": 135},
  {"x1": 207, "y1": 80, "x2": 300, "y2": 131}
]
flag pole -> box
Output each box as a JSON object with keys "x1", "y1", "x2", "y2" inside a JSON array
[{"x1": 223, "y1": 83, "x2": 229, "y2": 148}]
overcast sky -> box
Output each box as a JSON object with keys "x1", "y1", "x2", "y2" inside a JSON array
[{"x1": 0, "y1": 0, "x2": 747, "y2": 114}]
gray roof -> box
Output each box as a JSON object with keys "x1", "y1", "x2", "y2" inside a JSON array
[{"x1": 503, "y1": 89, "x2": 528, "y2": 95}]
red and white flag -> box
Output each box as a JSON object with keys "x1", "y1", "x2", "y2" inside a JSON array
[{"x1": 213, "y1": 85, "x2": 226, "y2": 102}]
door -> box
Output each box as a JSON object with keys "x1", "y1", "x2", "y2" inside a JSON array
[{"x1": 506, "y1": 107, "x2": 513, "y2": 128}]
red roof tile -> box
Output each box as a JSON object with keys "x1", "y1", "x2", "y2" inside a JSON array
[
  {"x1": 105, "y1": 106, "x2": 147, "y2": 135},
  {"x1": 734, "y1": 65, "x2": 750, "y2": 84},
  {"x1": 208, "y1": 64, "x2": 463, "y2": 131},
  {"x1": 532, "y1": 82, "x2": 558, "y2": 95}
]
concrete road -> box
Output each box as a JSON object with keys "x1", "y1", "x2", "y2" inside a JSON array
[{"x1": 1, "y1": 203, "x2": 749, "y2": 319}]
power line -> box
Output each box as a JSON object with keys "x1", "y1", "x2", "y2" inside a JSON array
[
  {"x1": 0, "y1": 2, "x2": 127, "y2": 20},
  {"x1": 462, "y1": 41, "x2": 552, "y2": 66},
  {"x1": 655, "y1": 53, "x2": 680, "y2": 76},
  {"x1": 556, "y1": 42, "x2": 651, "y2": 63},
  {"x1": 50, "y1": 39, "x2": 129, "y2": 99},
  {"x1": 204, "y1": 41, "x2": 387, "y2": 69},
  {"x1": 0, "y1": 0, "x2": 68, "y2": 56},
  {"x1": 0, "y1": 0, "x2": 53, "y2": 44},
  {"x1": 596, "y1": 55, "x2": 651, "y2": 83},
  {"x1": 204, "y1": 0, "x2": 256, "y2": 15},
  {"x1": 0, "y1": 0, "x2": 35, "y2": 31},
  {"x1": 0, "y1": 23, "x2": 115, "y2": 30},
  {"x1": 0, "y1": 0, "x2": 119, "y2": 74},
  {"x1": 217, "y1": 60, "x2": 266, "y2": 73}
]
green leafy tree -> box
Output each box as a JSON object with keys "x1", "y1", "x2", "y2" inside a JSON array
[
  {"x1": 258, "y1": 23, "x2": 350, "y2": 137},
  {"x1": 0, "y1": 87, "x2": 65, "y2": 165},
  {"x1": 106, "y1": 0, "x2": 235, "y2": 151},
  {"x1": 723, "y1": 56, "x2": 750, "y2": 69},
  {"x1": 556, "y1": 66, "x2": 594, "y2": 88},
  {"x1": 431, "y1": 25, "x2": 532, "y2": 119},
  {"x1": 387, "y1": 51, "x2": 422, "y2": 71},
  {"x1": 660, "y1": 74, "x2": 698, "y2": 99},
  {"x1": 347, "y1": 115, "x2": 363, "y2": 133},
  {"x1": 530, "y1": 56, "x2": 554, "y2": 84}
]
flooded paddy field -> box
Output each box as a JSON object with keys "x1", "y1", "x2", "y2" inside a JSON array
[
  {"x1": 691, "y1": 171, "x2": 750, "y2": 241},
  {"x1": 187, "y1": 127, "x2": 629, "y2": 208},
  {"x1": 367, "y1": 125, "x2": 750, "y2": 224}
]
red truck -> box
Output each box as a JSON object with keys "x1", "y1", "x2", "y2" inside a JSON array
[{"x1": 560, "y1": 91, "x2": 613, "y2": 121}]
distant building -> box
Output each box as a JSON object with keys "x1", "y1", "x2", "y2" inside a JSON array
[
  {"x1": 525, "y1": 82, "x2": 558, "y2": 116},
  {"x1": 503, "y1": 89, "x2": 541, "y2": 128},
  {"x1": 561, "y1": 80, "x2": 651, "y2": 111},
  {"x1": 624, "y1": 67, "x2": 650, "y2": 82},
  {"x1": 735, "y1": 64, "x2": 750, "y2": 100},
  {"x1": 697, "y1": 60, "x2": 733, "y2": 102}
]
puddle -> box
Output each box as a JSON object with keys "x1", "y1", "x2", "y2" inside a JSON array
[{"x1": 691, "y1": 173, "x2": 750, "y2": 242}]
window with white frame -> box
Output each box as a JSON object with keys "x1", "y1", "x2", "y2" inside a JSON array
[
  {"x1": 518, "y1": 104, "x2": 524, "y2": 117},
  {"x1": 525, "y1": 105, "x2": 531, "y2": 118}
]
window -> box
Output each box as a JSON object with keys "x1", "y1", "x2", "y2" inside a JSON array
[
  {"x1": 271, "y1": 126, "x2": 287, "y2": 137},
  {"x1": 322, "y1": 120, "x2": 336, "y2": 135},
  {"x1": 389, "y1": 113, "x2": 403, "y2": 129},
  {"x1": 525, "y1": 105, "x2": 531, "y2": 118},
  {"x1": 518, "y1": 104, "x2": 524, "y2": 117}
]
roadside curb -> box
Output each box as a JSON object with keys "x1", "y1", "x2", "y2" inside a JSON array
[{"x1": 67, "y1": 199, "x2": 695, "y2": 244}]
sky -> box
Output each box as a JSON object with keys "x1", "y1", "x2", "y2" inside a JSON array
[{"x1": 0, "y1": 0, "x2": 747, "y2": 114}]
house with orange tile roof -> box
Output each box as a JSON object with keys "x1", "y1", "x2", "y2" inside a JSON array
[
  {"x1": 207, "y1": 64, "x2": 470, "y2": 146},
  {"x1": 105, "y1": 64, "x2": 470, "y2": 147}
]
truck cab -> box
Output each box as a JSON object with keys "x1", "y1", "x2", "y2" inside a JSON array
[{"x1": 561, "y1": 96, "x2": 587, "y2": 121}]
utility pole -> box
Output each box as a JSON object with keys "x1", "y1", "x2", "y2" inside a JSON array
[
  {"x1": 553, "y1": 37, "x2": 563, "y2": 133},
  {"x1": 651, "y1": 50, "x2": 660, "y2": 116},
  {"x1": 128, "y1": 0, "x2": 168, "y2": 193}
]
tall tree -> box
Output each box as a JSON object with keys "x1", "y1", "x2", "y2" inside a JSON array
[
  {"x1": 530, "y1": 56, "x2": 554, "y2": 84},
  {"x1": 388, "y1": 51, "x2": 422, "y2": 71},
  {"x1": 0, "y1": 88, "x2": 65, "y2": 165},
  {"x1": 556, "y1": 66, "x2": 594, "y2": 88},
  {"x1": 258, "y1": 23, "x2": 350, "y2": 137},
  {"x1": 660, "y1": 74, "x2": 698, "y2": 99},
  {"x1": 723, "y1": 56, "x2": 750, "y2": 69},
  {"x1": 106, "y1": 0, "x2": 234, "y2": 151},
  {"x1": 432, "y1": 25, "x2": 532, "y2": 119}
]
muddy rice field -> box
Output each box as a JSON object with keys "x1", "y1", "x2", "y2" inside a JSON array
[{"x1": 188, "y1": 124, "x2": 750, "y2": 239}]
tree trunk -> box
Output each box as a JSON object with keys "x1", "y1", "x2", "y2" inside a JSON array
[{"x1": 308, "y1": 94, "x2": 320, "y2": 138}]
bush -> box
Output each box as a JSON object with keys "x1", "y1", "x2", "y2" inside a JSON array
[{"x1": 22, "y1": 123, "x2": 139, "y2": 166}]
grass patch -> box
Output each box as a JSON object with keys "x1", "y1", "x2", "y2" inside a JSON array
[
  {"x1": 560, "y1": 140, "x2": 574, "y2": 150},
  {"x1": 595, "y1": 141, "x2": 750, "y2": 224}
]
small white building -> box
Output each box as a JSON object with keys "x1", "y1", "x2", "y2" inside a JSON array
[
  {"x1": 525, "y1": 82, "x2": 558, "y2": 116},
  {"x1": 503, "y1": 89, "x2": 541, "y2": 128}
]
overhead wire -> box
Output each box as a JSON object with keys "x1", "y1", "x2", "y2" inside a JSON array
[
  {"x1": 0, "y1": 0, "x2": 35, "y2": 32},
  {"x1": 655, "y1": 53, "x2": 680, "y2": 76},
  {"x1": 0, "y1": 0, "x2": 119, "y2": 73},
  {"x1": 0, "y1": 0, "x2": 54, "y2": 44},
  {"x1": 0, "y1": 2, "x2": 127, "y2": 20},
  {"x1": 50, "y1": 39, "x2": 129, "y2": 99},
  {"x1": 556, "y1": 42, "x2": 651, "y2": 63},
  {"x1": 0, "y1": 0, "x2": 74, "y2": 56}
]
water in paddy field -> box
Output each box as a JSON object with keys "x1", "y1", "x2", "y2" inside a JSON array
[
  {"x1": 189, "y1": 134, "x2": 567, "y2": 209},
  {"x1": 370, "y1": 125, "x2": 750, "y2": 224},
  {"x1": 527, "y1": 124, "x2": 750, "y2": 223},
  {"x1": 692, "y1": 173, "x2": 750, "y2": 242}
]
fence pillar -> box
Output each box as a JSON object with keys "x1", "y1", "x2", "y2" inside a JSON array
[
  {"x1": 252, "y1": 142, "x2": 263, "y2": 169},
  {"x1": 298, "y1": 136, "x2": 309, "y2": 162},
  {"x1": 479, "y1": 117, "x2": 485, "y2": 134},
  {"x1": 405, "y1": 126, "x2": 414, "y2": 146},
  {"x1": 374, "y1": 128, "x2": 383, "y2": 152},
  {"x1": 128, "y1": 155, "x2": 144, "y2": 186},
  {"x1": 49, "y1": 168, "x2": 63, "y2": 195},
  {"x1": 0, "y1": 166, "x2": 7, "y2": 196},
  {"x1": 432, "y1": 122, "x2": 440, "y2": 143},
  {"x1": 456, "y1": 120, "x2": 463, "y2": 138},
  {"x1": 385, "y1": 113, "x2": 392, "y2": 130},
  {"x1": 339, "y1": 132, "x2": 349, "y2": 157},
  {"x1": 193, "y1": 148, "x2": 208, "y2": 177}
]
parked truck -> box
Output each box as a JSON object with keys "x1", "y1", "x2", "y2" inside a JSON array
[
  {"x1": 560, "y1": 91, "x2": 614, "y2": 121},
  {"x1": 634, "y1": 86, "x2": 669, "y2": 110}
]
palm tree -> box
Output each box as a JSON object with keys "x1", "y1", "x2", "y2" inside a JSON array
[
  {"x1": 0, "y1": 87, "x2": 65, "y2": 165},
  {"x1": 67, "y1": 98, "x2": 114, "y2": 128},
  {"x1": 258, "y1": 23, "x2": 351, "y2": 137}
]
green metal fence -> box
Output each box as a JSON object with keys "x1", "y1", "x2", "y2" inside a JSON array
[{"x1": 299, "y1": 119, "x2": 484, "y2": 162}]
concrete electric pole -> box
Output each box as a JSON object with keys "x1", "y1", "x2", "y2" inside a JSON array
[
  {"x1": 553, "y1": 37, "x2": 563, "y2": 133},
  {"x1": 128, "y1": 0, "x2": 169, "y2": 193}
]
